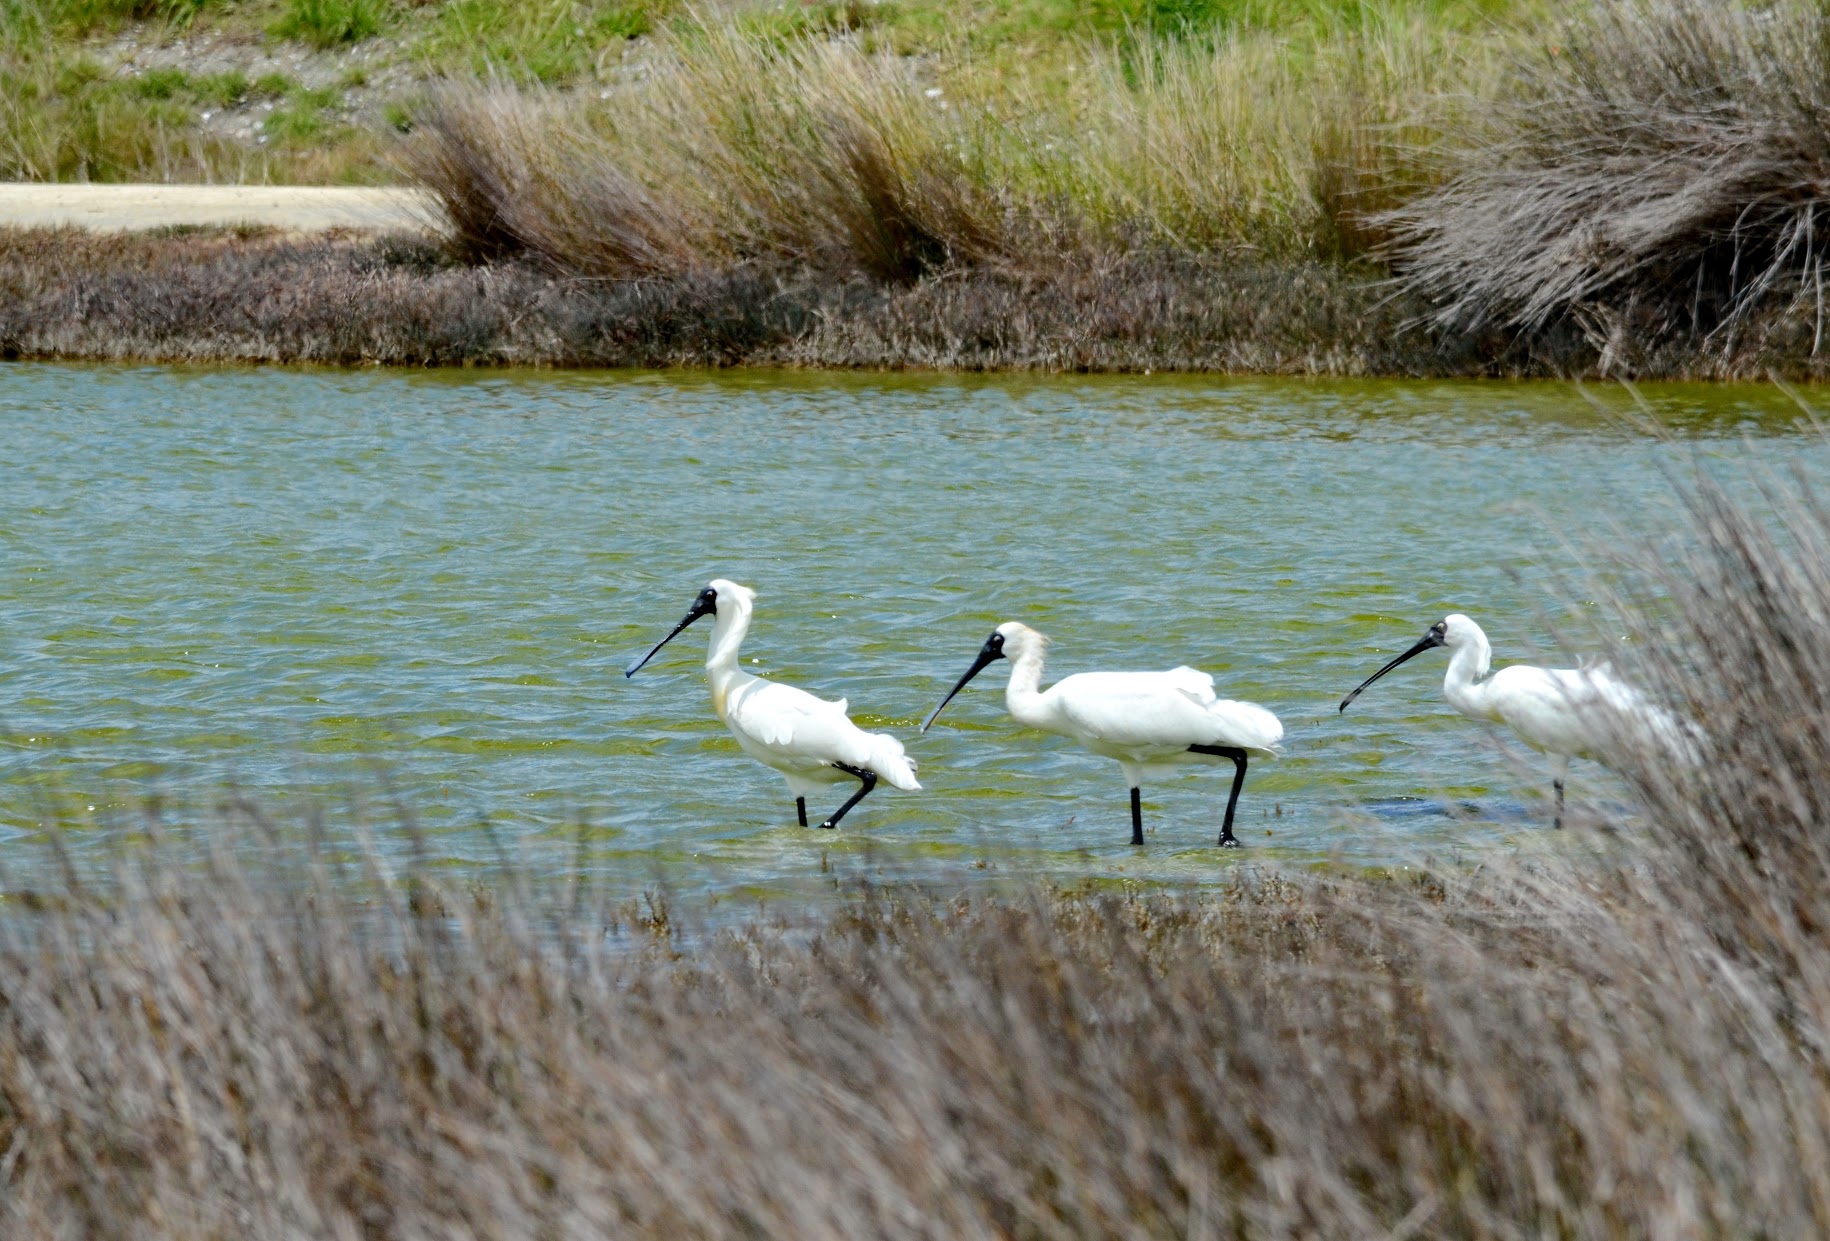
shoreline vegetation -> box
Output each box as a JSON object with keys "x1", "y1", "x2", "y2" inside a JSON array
[
  {"x1": 6, "y1": 0, "x2": 1830, "y2": 375},
  {"x1": 6, "y1": 475, "x2": 1830, "y2": 1234}
]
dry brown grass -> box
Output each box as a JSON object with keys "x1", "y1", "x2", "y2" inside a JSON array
[
  {"x1": 1382, "y1": 0, "x2": 1830, "y2": 360},
  {"x1": 407, "y1": 32, "x2": 1018, "y2": 284}
]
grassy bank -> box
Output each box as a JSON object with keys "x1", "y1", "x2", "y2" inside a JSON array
[
  {"x1": 10, "y1": 0, "x2": 1830, "y2": 373},
  {"x1": 4, "y1": 469, "x2": 1830, "y2": 1236},
  {"x1": 403, "y1": 0, "x2": 1830, "y2": 373},
  {"x1": 0, "y1": 0, "x2": 1509, "y2": 187}
]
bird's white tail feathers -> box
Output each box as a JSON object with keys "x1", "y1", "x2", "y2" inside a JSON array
[
  {"x1": 869, "y1": 733, "x2": 921, "y2": 790},
  {"x1": 1220, "y1": 699, "x2": 1285, "y2": 755}
]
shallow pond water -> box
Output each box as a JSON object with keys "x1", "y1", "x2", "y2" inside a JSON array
[{"x1": 0, "y1": 363, "x2": 1822, "y2": 903}]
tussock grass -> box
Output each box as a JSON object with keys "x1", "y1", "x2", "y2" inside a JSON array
[
  {"x1": 1383, "y1": 0, "x2": 1830, "y2": 356},
  {"x1": 410, "y1": 28, "x2": 1017, "y2": 282},
  {"x1": 3, "y1": 476, "x2": 1830, "y2": 1235},
  {"x1": 408, "y1": 10, "x2": 1492, "y2": 281}
]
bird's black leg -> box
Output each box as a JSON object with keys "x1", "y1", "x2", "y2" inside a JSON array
[
  {"x1": 1190, "y1": 745, "x2": 1249, "y2": 848},
  {"x1": 819, "y1": 763, "x2": 877, "y2": 830},
  {"x1": 796, "y1": 796, "x2": 808, "y2": 828},
  {"x1": 1553, "y1": 778, "x2": 1565, "y2": 831},
  {"x1": 1129, "y1": 786, "x2": 1144, "y2": 847}
]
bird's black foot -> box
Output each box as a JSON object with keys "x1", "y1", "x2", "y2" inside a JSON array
[
  {"x1": 818, "y1": 763, "x2": 877, "y2": 831},
  {"x1": 1219, "y1": 837, "x2": 1242, "y2": 849}
]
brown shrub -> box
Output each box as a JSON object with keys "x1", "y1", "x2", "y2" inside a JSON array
[{"x1": 1383, "y1": 0, "x2": 1830, "y2": 357}]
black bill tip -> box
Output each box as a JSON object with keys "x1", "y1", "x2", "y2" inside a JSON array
[
  {"x1": 625, "y1": 587, "x2": 718, "y2": 678},
  {"x1": 921, "y1": 630, "x2": 1006, "y2": 732},
  {"x1": 1339, "y1": 622, "x2": 1446, "y2": 714}
]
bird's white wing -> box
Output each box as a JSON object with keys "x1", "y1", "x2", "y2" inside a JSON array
[
  {"x1": 1163, "y1": 665, "x2": 1218, "y2": 704},
  {"x1": 721, "y1": 678, "x2": 921, "y2": 787},
  {"x1": 1051, "y1": 670, "x2": 1283, "y2": 753},
  {"x1": 725, "y1": 679, "x2": 849, "y2": 749},
  {"x1": 1491, "y1": 665, "x2": 1699, "y2": 763}
]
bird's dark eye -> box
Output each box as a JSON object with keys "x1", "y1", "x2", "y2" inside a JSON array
[{"x1": 987, "y1": 632, "x2": 1004, "y2": 650}]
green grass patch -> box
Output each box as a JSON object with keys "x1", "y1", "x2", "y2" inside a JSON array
[
  {"x1": 193, "y1": 69, "x2": 250, "y2": 107},
  {"x1": 0, "y1": 0, "x2": 1540, "y2": 202},
  {"x1": 39, "y1": 0, "x2": 212, "y2": 34},
  {"x1": 414, "y1": 0, "x2": 684, "y2": 82},
  {"x1": 131, "y1": 65, "x2": 189, "y2": 99},
  {"x1": 270, "y1": 0, "x2": 389, "y2": 48}
]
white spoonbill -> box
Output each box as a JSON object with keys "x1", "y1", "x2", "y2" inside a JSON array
[
  {"x1": 1339, "y1": 613, "x2": 1700, "y2": 826},
  {"x1": 625, "y1": 580, "x2": 920, "y2": 829},
  {"x1": 920, "y1": 622, "x2": 1283, "y2": 848}
]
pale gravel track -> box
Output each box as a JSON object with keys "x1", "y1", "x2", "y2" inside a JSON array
[{"x1": 0, "y1": 183, "x2": 440, "y2": 234}]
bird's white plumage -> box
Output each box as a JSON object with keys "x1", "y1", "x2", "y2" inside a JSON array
[
  {"x1": 990, "y1": 623, "x2": 1283, "y2": 784},
  {"x1": 1432, "y1": 615, "x2": 1700, "y2": 767},
  {"x1": 1048, "y1": 669, "x2": 1284, "y2": 773},
  {"x1": 696, "y1": 581, "x2": 918, "y2": 802},
  {"x1": 1340, "y1": 612, "x2": 1705, "y2": 826},
  {"x1": 721, "y1": 677, "x2": 916, "y2": 798}
]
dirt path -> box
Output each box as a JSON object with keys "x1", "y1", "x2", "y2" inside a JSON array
[{"x1": 0, "y1": 183, "x2": 439, "y2": 234}]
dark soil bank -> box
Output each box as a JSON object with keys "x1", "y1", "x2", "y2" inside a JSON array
[{"x1": 4, "y1": 226, "x2": 1828, "y2": 377}]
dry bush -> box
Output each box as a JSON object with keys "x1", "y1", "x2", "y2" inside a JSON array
[
  {"x1": 23, "y1": 223, "x2": 1830, "y2": 375},
  {"x1": 408, "y1": 86, "x2": 711, "y2": 276},
  {"x1": 408, "y1": 88, "x2": 535, "y2": 264},
  {"x1": 409, "y1": 29, "x2": 1013, "y2": 282},
  {"x1": 646, "y1": 28, "x2": 1011, "y2": 280},
  {"x1": 1384, "y1": 0, "x2": 1830, "y2": 353},
  {"x1": 1592, "y1": 457, "x2": 1830, "y2": 989}
]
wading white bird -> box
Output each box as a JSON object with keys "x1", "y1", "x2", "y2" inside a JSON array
[
  {"x1": 1339, "y1": 613, "x2": 1701, "y2": 826},
  {"x1": 920, "y1": 622, "x2": 1283, "y2": 848},
  {"x1": 625, "y1": 580, "x2": 920, "y2": 829}
]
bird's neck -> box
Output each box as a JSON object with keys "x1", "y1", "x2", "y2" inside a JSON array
[
  {"x1": 704, "y1": 605, "x2": 753, "y2": 719},
  {"x1": 1441, "y1": 632, "x2": 1496, "y2": 720},
  {"x1": 1002, "y1": 644, "x2": 1051, "y2": 728}
]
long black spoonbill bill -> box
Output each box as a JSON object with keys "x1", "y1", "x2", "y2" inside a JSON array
[
  {"x1": 1339, "y1": 613, "x2": 1701, "y2": 825},
  {"x1": 625, "y1": 580, "x2": 920, "y2": 829},
  {"x1": 920, "y1": 622, "x2": 1283, "y2": 848}
]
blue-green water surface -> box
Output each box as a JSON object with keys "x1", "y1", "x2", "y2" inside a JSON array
[{"x1": 0, "y1": 364, "x2": 1822, "y2": 901}]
